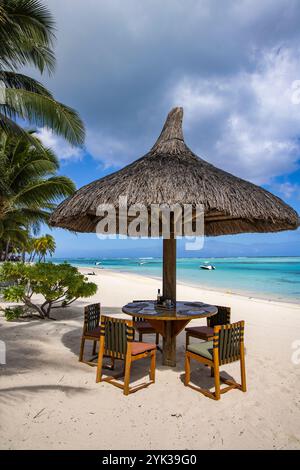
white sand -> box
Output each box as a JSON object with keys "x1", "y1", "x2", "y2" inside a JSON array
[{"x1": 1, "y1": 268, "x2": 300, "y2": 450}]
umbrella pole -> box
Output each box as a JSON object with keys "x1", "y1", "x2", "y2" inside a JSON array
[
  {"x1": 162, "y1": 237, "x2": 177, "y2": 366},
  {"x1": 162, "y1": 238, "x2": 176, "y2": 303}
]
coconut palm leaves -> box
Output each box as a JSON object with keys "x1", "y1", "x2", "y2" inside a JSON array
[
  {"x1": 31, "y1": 234, "x2": 56, "y2": 262},
  {"x1": 0, "y1": 211, "x2": 29, "y2": 260},
  {"x1": 0, "y1": 131, "x2": 76, "y2": 223},
  {"x1": 0, "y1": 0, "x2": 85, "y2": 145},
  {"x1": 0, "y1": 1, "x2": 82, "y2": 259},
  {"x1": 2, "y1": 87, "x2": 85, "y2": 145},
  {"x1": 0, "y1": 0, "x2": 55, "y2": 72}
]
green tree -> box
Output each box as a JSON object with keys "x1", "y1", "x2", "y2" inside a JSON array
[
  {"x1": 0, "y1": 211, "x2": 29, "y2": 260},
  {"x1": 0, "y1": 131, "x2": 75, "y2": 225},
  {"x1": 0, "y1": 262, "x2": 98, "y2": 319},
  {"x1": 0, "y1": 0, "x2": 85, "y2": 145},
  {"x1": 33, "y1": 233, "x2": 56, "y2": 262}
]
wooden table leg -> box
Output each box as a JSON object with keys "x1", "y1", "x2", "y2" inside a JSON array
[
  {"x1": 148, "y1": 319, "x2": 190, "y2": 367},
  {"x1": 163, "y1": 322, "x2": 176, "y2": 367}
]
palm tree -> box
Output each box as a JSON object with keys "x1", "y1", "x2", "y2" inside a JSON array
[
  {"x1": 0, "y1": 131, "x2": 76, "y2": 224},
  {"x1": 0, "y1": 0, "x2": 85, "y2": 145},
  {"x1": 33, "y1": 233, "x2": 56, "y2": 262},
  {"x1": 0, "y1": 211, "x2": 29, "y2": 260}
]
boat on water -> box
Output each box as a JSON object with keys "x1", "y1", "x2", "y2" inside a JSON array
[{"x1": 200, "y1": 263, "x2": 216, "y2": 270}]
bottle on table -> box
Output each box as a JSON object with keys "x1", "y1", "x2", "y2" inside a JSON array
[{"x1": 157, "y1": 288, "x2": 162, "y2": 304}]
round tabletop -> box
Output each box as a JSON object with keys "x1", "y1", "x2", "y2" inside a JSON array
[{"x1": 122, "y1": 300, "x2": 218, "y2": 321}]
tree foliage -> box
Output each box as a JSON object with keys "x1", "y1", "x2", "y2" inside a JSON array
[
  {"x1": 28, "y1": 233, "x2": 56, "y2": 262},
  {"x1": 0, "y1": 131, "x2": 75, "y2": 259},
  {"x1": 0, "y1": 0, "x2": 85, "y2": 145},
  {"x1": 0, "y1": 262, "x2": 98, "y2": 319},
  {"x1": 0, "y1": 131, "x2": 76, "y2": 221}
]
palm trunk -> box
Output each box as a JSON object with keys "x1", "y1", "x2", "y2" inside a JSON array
[{"x1": 4, "y1": 238, "x2": 10, "y2": 261}]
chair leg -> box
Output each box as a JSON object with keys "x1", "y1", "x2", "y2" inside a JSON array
[
  {"x1": 184, "y1": 353, "x2": 191, "y2": 386},
  {"x1": 210, "y1": 367, "x2": 214, "y2": 377},
  {"x1": 123, "y1": 357, "x2": 131, "y2": 396},
  {"x1": 213, "y1": 362, "x2": 221, "y2": 400},
  {"x1": 150, "y1": 350, "x2": 156, "y2": 382},
  {"x1": 96, "y1": 339, "x2": 104, "y2": 383},
  {"x1": 139, "y1": 332, "x2": 143, "y2": 342},
  {"x1": 240, "y1": 350, "x2": 247, "y2": 392},
  {"x1": 79, "y1": 337, "x2": 85, "y2": 362},
  {"x1": 155, "y1": 333, "x2": 159, "y2": 345},
  {"x1": 92, "y1": 340, "x2": 97, "y2": 356}
]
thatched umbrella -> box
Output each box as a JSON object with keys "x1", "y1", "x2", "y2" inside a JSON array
[
  {"x1": 51, "y1": 107, "x2": 299, "y2": 366},
  {"x1": 51, "y1": 106, "x2": 299, "y2": 301}
]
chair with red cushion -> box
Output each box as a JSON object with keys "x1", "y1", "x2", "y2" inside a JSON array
[
  {"x1": 96, "y1": 315, "x2": 156, "y2": 395},
  {"x1": 132, "y1": 300, "x2": 160, "y2": 346},
  {"x1": 185, "y1": 306, "x2": 231, "y2": 348},
  {"x1": 133, "y1": 317, "x2": 159, "y2": 345}
]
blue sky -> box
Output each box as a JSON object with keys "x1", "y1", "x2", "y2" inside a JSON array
[{"x1": 34, "y1": 0, "x2": 300, "y2": 257}]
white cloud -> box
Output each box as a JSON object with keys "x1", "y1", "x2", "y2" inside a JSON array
[
  {"x1": 86, "y1": 129, "x2": 135, "y2": 169},
  {"x1": 34, "y1": 1, "x2": 300, "y2": 187},
  {"x1": 36, "y1": 128, "x2": 83, "y2": 162},
  {"x1": 276, "y1": 182, "x2": 300, "y2": 199},
  {"x1": 170, "y1": 77, "x2": 225, "y2": 125},
  {"x1": 169, "y1": 47, "x2": 300, "y2": 184}
]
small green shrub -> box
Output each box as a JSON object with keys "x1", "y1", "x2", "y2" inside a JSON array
[
  {"x1": 0, "y1": 262, "x2": 98, "y2": 319},
  {"x1": 3, "y1": 306, "x2": 25, "y2": 321}
]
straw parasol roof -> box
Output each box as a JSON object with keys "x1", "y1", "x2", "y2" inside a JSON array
[{"x1": 50, "y1": 107, "x2": 299, "y2": 236}]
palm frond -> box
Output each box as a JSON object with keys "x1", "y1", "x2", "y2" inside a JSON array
[
  {"x1": 0, "y1": 71, "x2": 53, "y2": 96},
  {"x1": 3, "y1": 89, "x2": 85, "y2": 146},
  {"x1": 0, "y1": 115, "x2": 47, "y2": 152},
  {"x1": 0, "y1": 0, "x2": 55, "y2": 73},
  {"x1": 6, "y1": 0, "x2": 55, "y2": 41},
  {"x1": 15, "y1": 176, "x2": 76, "y2": 207}
]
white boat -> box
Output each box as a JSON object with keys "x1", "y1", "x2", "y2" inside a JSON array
[{"x1": 200, "y1": 263, "x2": 216, "y2": 270}]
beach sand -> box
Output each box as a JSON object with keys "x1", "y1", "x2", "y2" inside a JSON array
[{"x1": 1, "y1": 267, "x2": 300, "y2": 450}]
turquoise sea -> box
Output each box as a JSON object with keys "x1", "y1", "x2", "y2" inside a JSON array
[{"x1": 51, "y1": 257, "x2": 300, "y2": 304}]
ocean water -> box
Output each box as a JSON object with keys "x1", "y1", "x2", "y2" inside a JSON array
[{"x1": 51, "y1": 257, "x2": 300, "y2": 303}]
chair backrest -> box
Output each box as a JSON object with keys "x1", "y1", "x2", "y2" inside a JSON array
[
  {"x1": 133, "y1": 300, "x2": 151, "y2": 323},
  {"x1": 83, "y1": 303, "x2": 101, "y2": 333},
  {"x1": 207, "y1": 305, "x2": 231, "y2": 328},
  {"x1": 213, "y1": 321, "x2": 244, "y2": 365},
  {"x1": 100, "y1": 315, "x2": 134, "y2": 360},
  {"x1": 133, "y1": 316, "x2": 146, "y2": 323}
]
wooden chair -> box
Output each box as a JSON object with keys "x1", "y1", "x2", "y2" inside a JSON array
[
  {"x1": 79, "y1": 303, "x2": 101, "y2": 365},
  {"x1": 185, "y1": 321, "x2": 246, "y2": 400},
  {"x1": 133, "y1": 316, "x2": 160, "y2": 344},
  {"x1": 132, "y1": 300, "x2": 160, "y2": 346},
  {"x1": 185, "y1": 306, "x2": 231, "y2": 347},
  {"x1": 79, "y1": 303, "x2": 114, "y2": 370},
  {"x1": 96, "y1": 315, "x2": 156, "y2": 395}
]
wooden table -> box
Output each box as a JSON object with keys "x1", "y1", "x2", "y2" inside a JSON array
[{"x1": 122, "y1": 300, "x2": 218, "y2": 367}]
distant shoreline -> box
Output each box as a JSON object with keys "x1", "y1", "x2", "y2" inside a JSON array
[
  {"x1": 3, "y1": 256, "x2": 297, "y2": 305},
  {"x1": 78, "y1": 266, "x2": 300, "y2": 307},
  {"x1": 52, "y1": 255, "x2": 300, "y2": 260},
  {"x1": 49, "y1": 257, "x2": 300, "y2": 304}
]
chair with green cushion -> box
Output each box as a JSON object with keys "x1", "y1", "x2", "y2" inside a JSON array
[
  {"x1": 185, "y1": 321, "x2": 246, "y2": 400},
  {"x1": 185, "y1": 306, "x2": 231, "y2": 347},
  {"x1": 96, "y1": 315, "x2": 156, "y2": 395}
]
